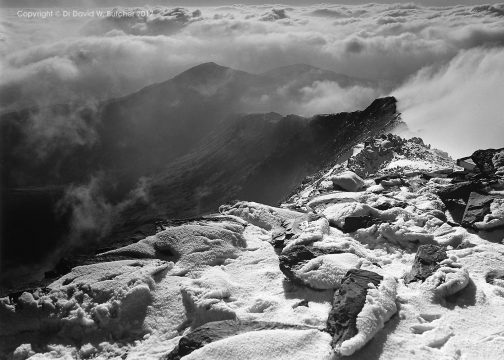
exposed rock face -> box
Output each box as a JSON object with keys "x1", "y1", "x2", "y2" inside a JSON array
[
  {"x1": 326, "y1": 269, "x2": 383, "y2": 348},
  {"x1": 472, "y1": 149, "x2": 499, "y2": 174},
  {"x1": 405, "y1": 244, "x2": 448, "y2": 284},
  {"x1": 341, "y1": 215, "x2": 381, "y2": 233}
]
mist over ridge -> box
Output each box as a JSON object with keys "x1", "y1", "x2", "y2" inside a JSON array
[
  {"x1": 2, "y1": 2, "x2": 503, "y2": 157},
  {"x1": 1, "y1": 1, "x2": 503, "y2": 289}
]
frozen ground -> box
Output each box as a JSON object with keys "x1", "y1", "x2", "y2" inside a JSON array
[{"x1": 1, "y1": 135, "x2": 503, "y2": 360}]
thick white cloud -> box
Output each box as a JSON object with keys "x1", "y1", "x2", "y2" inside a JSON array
[
  {"x1": 395, "y1": 47, "x2": 504, "y2": 157},
  {"x1": 1, "y1": 3, "x2": 504, "y2": 155}
]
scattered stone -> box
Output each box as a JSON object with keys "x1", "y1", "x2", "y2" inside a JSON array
[
  {"x1": 485, "y1": 270, "x2": 504, "y2": 285},
  {"x1": 405, "y1": 244, "x2": 448, "y2": 284},
  {"x1": 330, "y1": 171, "x2": 365, "y2": 192}
]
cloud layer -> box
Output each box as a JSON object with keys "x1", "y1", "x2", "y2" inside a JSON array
[{"x1": 1, "y1": 3, "x2": 503, "y2": 154}]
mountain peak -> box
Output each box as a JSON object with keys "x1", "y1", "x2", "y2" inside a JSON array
[
  {"x1": 174, "y1": 62, "x2": 233, "y2": 81},
  {"x1": 364, "y1": 96, "x2": 397, "y2": 114},
  {"x1": 172, "y1": 62, "x2": 257, "y2": 87}
]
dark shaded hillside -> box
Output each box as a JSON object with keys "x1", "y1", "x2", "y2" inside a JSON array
[
  {"x1": 105, "y1": 97, "x2": 400, "y2": 251},
  {"x1": 0, "y1": 62, "x2": 386, "y2": 289}
]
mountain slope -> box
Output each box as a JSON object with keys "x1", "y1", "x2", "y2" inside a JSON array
[
  {"x1": 2, "y1": 136, "x2": 503, "y2": 360},
  {"x1": 0, "y1": 63, "x2": 386, "y2": 288},
  {"x1": 104, "y1": 97, "x2": 400, "y2": 252}
]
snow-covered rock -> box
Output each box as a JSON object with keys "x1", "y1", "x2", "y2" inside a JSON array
[{"x1": 2, "y1": 135, "x2": 504, "y2": 359}]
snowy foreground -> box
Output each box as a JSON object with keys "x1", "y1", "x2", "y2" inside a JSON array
[{"x1": 2, "y1": 135, "x2": 504, "y2": 360}]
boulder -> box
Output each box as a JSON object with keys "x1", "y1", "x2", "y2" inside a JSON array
[
  {"x1": 485, "y1": 270, "x2": 504, "y2": 285},
  {"x1": 474, "y1": 198, "x2": 504, "y2": 230},
  {"x1": 294, "y1": 253, "x2": 362, "y2": 290},
  {"x1": 330, "y1": 171, "x2": 365, "y2": 192},
  {"x1": 326, "y1": 269, "x2": 383, "y2": 349},
  {"x1": 279, "y1": 245, "x2": 341, "y2": 287},
  {"x1": 341, "y1": 216, "x2": 380, "y2": 233},
  {"x1": 471, "y1": 149, "x2": 498, "y2": 174},
  {"x1": 461, "y1": 192, "x2": 495, "y2": 228},
  {"x1": 404, "y1": 244, "x2": 447, "y2": 284},
  {"x1": 493, "y1": 151, "x2": 504, "y2": 175},
  {"x1": 436, "y1": 181, "x2": 477, "y2": 202},
  {"x1": 323, "y1": 202, "x2": 376, "y2": 229}
]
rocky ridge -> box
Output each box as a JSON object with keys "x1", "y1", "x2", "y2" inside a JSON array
[{"x1": 1, "y1": 136, "x2": 504, "y2": 359}]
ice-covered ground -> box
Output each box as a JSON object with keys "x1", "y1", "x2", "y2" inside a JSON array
[{"x1": 1, "y1": 135, "x2": 504, "y2": 360}]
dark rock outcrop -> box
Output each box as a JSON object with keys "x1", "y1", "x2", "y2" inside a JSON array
[
  {"x1": 472, "y1": 149, "x2": 499, "y2": 174},
  {"x1": 485, "y1": 270, "x2": 504, "y2": 285},
  {"x1": 326, "y1": 269, "x2": 383, "y2": 348},
  {"x1": 342, "y1": 216, "x2": 381, "y2": 233},
  {"x1": 404, "y1": 244, "x2": 447, "y2": 284},
  {"x1": 461, "y1": 192, "x2": 495, "y2": 228},
  {"x1": 436, "y1": 181, "x2": 477, "y2": 202}
]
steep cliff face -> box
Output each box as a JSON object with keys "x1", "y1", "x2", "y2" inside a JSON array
[{"x1": 2, "y1": 134, "x2": 503, "y2": 360}]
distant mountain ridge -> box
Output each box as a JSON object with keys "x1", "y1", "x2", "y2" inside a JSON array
[{"x1": 0, "y1": 62, "x2": 392, "y2": 288}]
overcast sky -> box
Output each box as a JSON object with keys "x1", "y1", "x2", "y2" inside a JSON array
[{"x1": 0, "y1": 0, "x2": 497, "y2": 8}]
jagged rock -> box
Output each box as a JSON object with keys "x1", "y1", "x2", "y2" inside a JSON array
[
  {"x1": 326, "y1": 269, "x2": 383, "y2": 349},
  {"x1": 347, "y1": 134, "x2": 402, "y2": 177},
  {"x1": 330, "y1": 171, "x2": 365, "y2": 192},
  {"x1": 493, "y1": 151, "x2": 504, "y2": 175},
  {"x1": 461, "y1": 192, "x2": 495, "y2": 228},
  {"x1": 485, "y1": 270, "x2": 504, "y2": 285},
  {"x1": 341, "y1": 216, "x2": 380, "y2": 233},
  {"x1": 163, "y1": 320, "x2": 314, "y2": 360},
  {"x1": 404, "y1": 244, "x2": 448, "y2": 284},
  {"x1": 472, "y1": 149, "x2": 499, "y2": 174},
  {"x1": 473, "y1": 198, "x2": 504, "y2": 230},
  {"x1": 436, "y1": 181, "x2": 477, "y2": 202},
  {"x1": 279, "y1": 245, "x2": 344, "y2": 287},
  {"x1": 374, "y1": 174, "x2": 402, "y2": 185}
]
